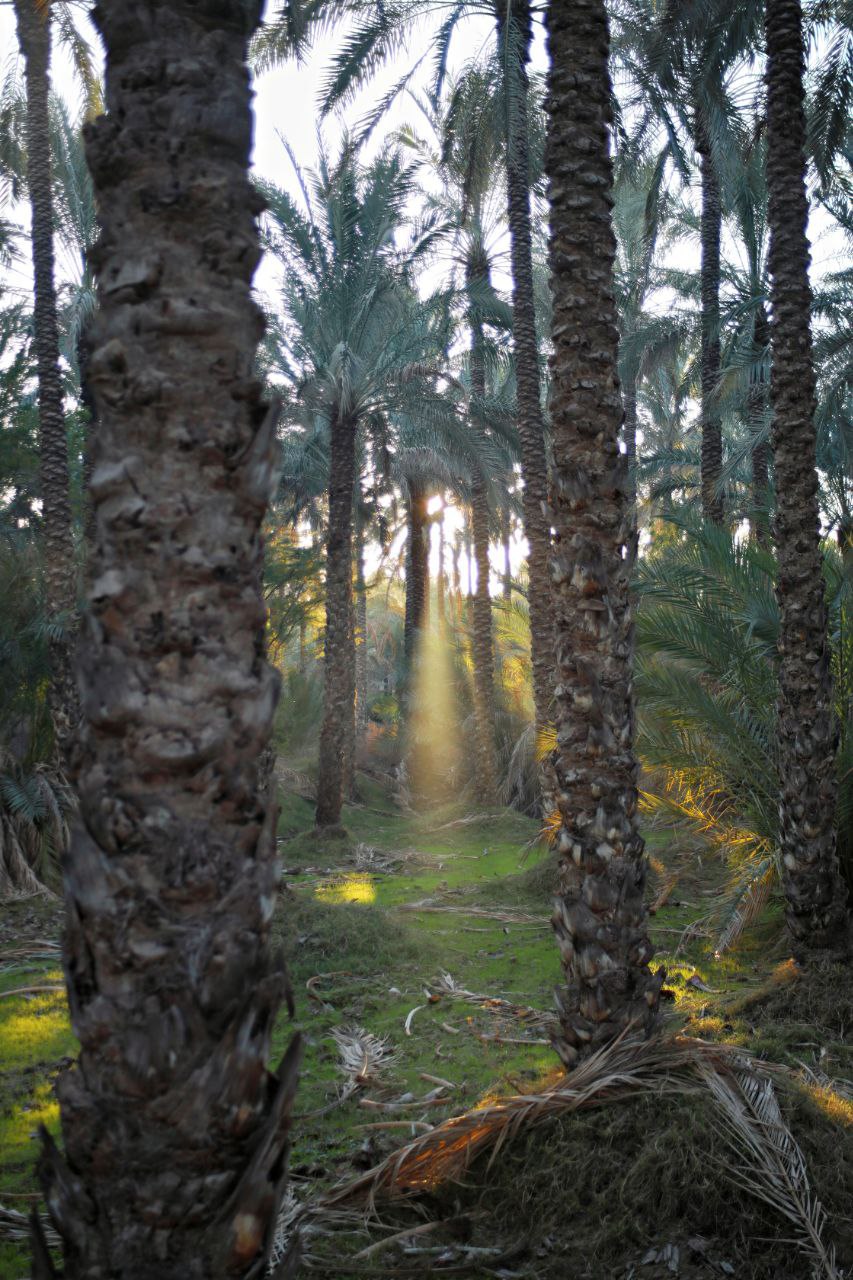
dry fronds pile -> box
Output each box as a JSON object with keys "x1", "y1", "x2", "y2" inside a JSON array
[
  {"x1": 699, "y1": 1060, "x2": 840, "y2": 1279},
  {"x1": 326, "y1": 1033, "x2": 713, "y2": 1204},
  {"x1": 319, "y1": 1033, "x2": 843, "y2": 1280}
]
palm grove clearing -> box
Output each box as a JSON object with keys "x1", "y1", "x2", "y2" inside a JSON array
[{"x1": 0, "y1": 0, "x2": 851, "y2": 1278}]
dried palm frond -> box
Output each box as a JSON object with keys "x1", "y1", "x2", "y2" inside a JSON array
[
  {"x1": 332, "y1": 1026, "x2": 396, "y2": 1099},
  {"x1": 0, "y1": 1203, "x2": 59, "y2": 1249},
  {"x1": 427, "y1": 971, "x2": 555, "y2": 1030},
  {"x1": 324, "y1": 1034, "x2": 722, "y2": 1207},
  {"x1": 396, "y1": 901, "x2": 545, "y2": 925},
  {"x1": 697, "y1": 1060, "x2": 840, "y2": 1280},
  {"x1": 714, "y1": 858, "x2": 776, "y2": 956}
]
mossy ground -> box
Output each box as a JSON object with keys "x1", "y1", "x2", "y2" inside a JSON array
[{"x1": 0, "y1": 775, "x2": 849, "y2": 1278}]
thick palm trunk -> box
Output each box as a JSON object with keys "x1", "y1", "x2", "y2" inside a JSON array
[
  {"x1": 468, "y1": 307, "x2": 499, "y2": 804},
  {"x1": 765, "y1": 0, "x2": 849, "y2": 957},
  {"x1": 14, "y1": 0, "x2": 77, "y2": 746},
  {"x1": 696, "y1": 111, "x2": 724, "y2": 526},
  {"x1": 35, "y1": 5, "x2": 301, "y2": 1276},
  {"x1": 495, "y1": 0, "x2": 553, "y2": 739},
  {"x1": 749, "y1": 304, "x2": 771, "y2": 547},
  {"x1": 545, "y1": 0, "x2": 662, "y2": 1068},
  {"x1": 316, "y1": 412, "x2": 357, "y2": 828}
]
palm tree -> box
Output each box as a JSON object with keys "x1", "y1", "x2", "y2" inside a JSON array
[
  {"x1": 11, "y1": 0, "x2": 76, "y2": 745},
  {"x1": 262, "y1": 145, "x2": 455, "y2": 827},
  {"x1": 405, "y1": 68, "x2": 512, "y2": 802},
  {"x1": 617, "y1": 0, "x2": 764, "y2": 527},
  {"x1": 256, "y1": 1, "x2": 554, "y2": 742},
  {"x1": 764, "y1": 0, "x2": 850, "y2": 956},
  {"x1": 545, "y1": 0, "x2": 662, "y2": 1067},
  {"x1": 33, "y1": 3, "x2": 300, "y2": 1274}
]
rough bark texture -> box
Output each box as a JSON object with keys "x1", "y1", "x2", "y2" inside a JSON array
[
  {"x1": 749, "y1": 305, "x2": 771, "y2": 548},
  {"x1": 765, "y1": 0, "x2": 850, "y2": 957},
  {"x1": 495, "y1": 0, "x2": 553, "y2": 739},
  {"x1": 35, "y1": 5, "x2": 301, "y2": 1277},
  {"x1": 14, "y1": 0, "x2": 78, "y2": 749},
  {"x1": 468, "y1": 300, "x2": 499, "y2": 804},
  {"x1": 316, "y1": 412, "x2": 357, "y2": 828},
  {"x1": 696, "y1": 112, "x2": 724, "y2": 526},
  {"x1": 545, "y1": 0, "x2": 662, "y2": 1068}
]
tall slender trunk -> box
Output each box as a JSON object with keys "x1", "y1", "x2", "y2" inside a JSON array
[
  {"x1": 437, "y1": 510, "x2": 446, "y2": 630},
  {"x1": 545, "y1": 0, "x2": 662, "y2": 1068},
  {"x1": 501, "y1": 501, "x2": 513, "y2": 599},
  {"x1": 765, "y1": 0, "x2": 849, "y2": 957},
  {"x1": 696, "y1": 109, "x2": 725, "y2": 526},
  {"x1": 403, "y1": 479, "x2": 429, "y2": 675},
  {"x1": 298, "y1": 615, "x2": 308, "y2": 673},
  {"x1": 451, "y1": 535, "x2": 463, "y2": 629},
  {"x1": 495, "y1": 0, "x2": 553, "y2": 739},
  {"x1": 355, "y1": 520, "x2": 368, "y2": 742},
  {"x1": 468, "y1": 285, "x2": 499, "y2": 804},
  {"x1": 749, "y1": 304, "x2": 771, "y2": 548},
  {"x1": 35, "y1": 5, "x2": 301, "y2": 1275},
  {"x1": 623, "y1": 372, "x2": 640, "y2": 567},
  {"x1": 14, "y1": 0, "x2": 78, "y2": 747},
  {"x1": 316, "y1": 412, "x2": 357, "y2": 828}
]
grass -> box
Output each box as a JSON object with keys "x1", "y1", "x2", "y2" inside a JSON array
[{"x1": 0, "y1": 773, "x2": 850, "y2": 1278}]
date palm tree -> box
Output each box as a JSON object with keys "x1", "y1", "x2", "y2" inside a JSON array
[
  {"x1": 764, "y1": 0, "x2": 850, "y2": 956},
  {"x1": 262, "y1": 144, "x2": 455, "y2": 827},
  {"x1": 255, "y1": 0, "x2": 554, "y2": 743},
  {"x1": 33, "y1": 3, "x2": 301, "y2": 1274},
  {"x1": 11, "y1": 0, "x2": 77, "y2": 745},
  {"x1": 616, "y1": 0, "x2": 764, "y2": 526},
  {"x1": 545, "y1": 0, "x2": 662, "y2": 1067}
]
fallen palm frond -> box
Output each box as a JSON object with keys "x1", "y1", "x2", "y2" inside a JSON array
[
  {"x1": 396, "y1": 901, "x2": 546, "y2": 926},
  {"x1": 698, "y1": 1059, "x2": 840, "y2": 1280},
  {"x1": 426, "y1": 971, "x2": 555, "y2": 1032},
  {"x1": 323, "y1": 1033, "x2": 718, "y2": 1206},
  {"x1": 332, "y1": 1026, "x2": 396, "y2": 1100},
  {"x1": 322, "y1": 1030, "x2": 844, "y2": 1280},
  {"x1": 0, "y1": 984, "x2": 64, "y2": 1000},
  {"x1": 0, "y1": 1204, "x2": 59, "y2": 1250}
]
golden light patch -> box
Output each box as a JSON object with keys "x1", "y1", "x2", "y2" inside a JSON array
[{"x1": 314, "y1": 873, "x2": 376, "y2": 905}]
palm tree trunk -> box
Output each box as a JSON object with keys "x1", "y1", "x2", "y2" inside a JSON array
[
  {"x1": 35, "y1": 4, "x2": 301, "y2": 1275},
  {"x1": 495, "y1": 0, "x2": 553, "y2": 740},
  {"x1": 696, "y1": 109, "x2": 725, "y2": 526},
  {"x1": 545, "y1": 0, "x2": 662, "y2": 1068},
  {"x1": 355, "y1": 520, "x2": 368, "y2": 742},
  {"x1": 298, "y1": 615, "x2": 308, "y2": 673},
  {"x1": 501, "y1": 501, "x2": 513, "y2": 599},
  {"x1": 623, "y1": 373, "x2": 640, "y2": 567},
  {"x1": 403, "y1": 479, "x2": 429, "y2": 673},
  {"x1": 316, "y1": 411, "x2": 357, "y2": 828},
  {"x1": 437, "y1": 509, "x2": 446, "y2": 630},
  {"x1": 468, "y1": 304, "x2": 499, "y2": 804},
  {"x1": 13, "y1": 0, "x2": 78, "y2": 747},
  {"x1": 749, "y1": 304, "x2": 771, "y2": 548},
  {"x1": 765, "y1": 0, "x2": 849, "y2": 957}
]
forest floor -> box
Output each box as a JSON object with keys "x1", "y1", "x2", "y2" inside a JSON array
[{"x1": 0, "y1": 769, "x2": 850, "y2": 1279}]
